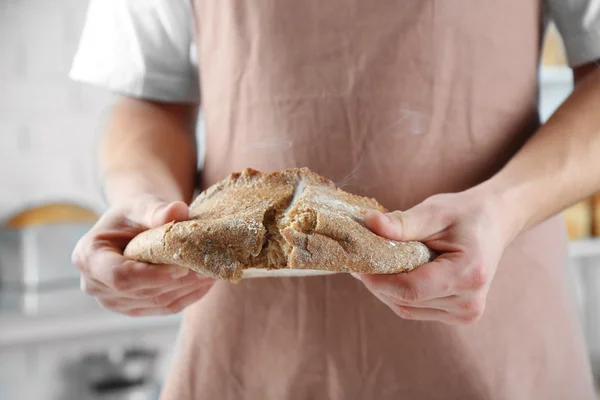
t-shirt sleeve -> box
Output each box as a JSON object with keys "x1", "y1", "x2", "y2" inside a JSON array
[
  {"x1": 69, "y1": 0, "x2": 200, "y2": 103},
  {"x1": 547, "y1": 0, "x2": 600, "y2": 67}
]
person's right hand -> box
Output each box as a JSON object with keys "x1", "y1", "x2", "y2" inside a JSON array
[{"x1": 72, "y1": 196, "x2": 215, "y2": 317}]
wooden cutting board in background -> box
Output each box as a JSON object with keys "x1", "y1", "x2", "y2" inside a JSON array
[
  {"x1": 541, "y1": 23, "x2": 568, "y2": 67},
  {"x1": 562, "y1": 195, "x2": 600, "y2": 240},
  {"x1": 4, "y1": 203, "x2": 99, "y2": 228},
  {"x1": 563, "y1": 199, "x2": 594, "y2": 240}
]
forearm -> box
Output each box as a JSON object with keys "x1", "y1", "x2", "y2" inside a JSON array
[
  {"x1": 479, "y1": 67, "x2": 600, "y2": 238},
  {"x1": 100, "y1": 96, "x2": 199, "y2": 205}
]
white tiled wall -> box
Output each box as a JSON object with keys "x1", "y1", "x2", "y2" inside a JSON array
[{"x1": 0, "y1": 0, "x2": 111, "y2": 220}]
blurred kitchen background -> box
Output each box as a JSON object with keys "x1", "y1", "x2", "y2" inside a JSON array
[
  {"x1": 1, "y1": 1, "x2": 600, "y2": 399},
  {"x1": 0, "y1": 1, "x2": 188, "y2": 399}
]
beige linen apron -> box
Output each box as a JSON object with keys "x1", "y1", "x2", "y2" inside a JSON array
[{"x1": 161, "y1": 1, "x2": 595, "y2": 398}]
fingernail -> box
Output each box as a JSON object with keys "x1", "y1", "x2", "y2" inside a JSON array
[
  {"x1": 171, "y1": 267, "x2": 190, "y2": 279},
  {"x1": 350, "y1": 273, "x2": 362, "y2": 281}
]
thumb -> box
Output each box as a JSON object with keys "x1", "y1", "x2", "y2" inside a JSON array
[
  {"x1": 364, "y1": 206, "x2": 439, "y2": 242},
  {"x1": 128, "y1": 197, "x2": 190, "y2": 228}
]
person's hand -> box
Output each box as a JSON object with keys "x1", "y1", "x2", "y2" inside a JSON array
[
  {"x1": 354, "y1": 191, "x2": 515, "y2": 325},
  {"x1": 72, "y1": 195, "x2": 215, "y2": 316}
]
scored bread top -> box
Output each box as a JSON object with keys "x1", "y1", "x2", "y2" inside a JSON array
[{"x1": 124, "y1": 168, "x2": 435, "y2": 282}]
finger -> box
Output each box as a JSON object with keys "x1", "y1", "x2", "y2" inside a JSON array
[
  {"x1": 113, "y1": 279, "x2": 214, "y2": 310},
  {"x1": 366, "y1": 288, "x2": 455, "y2": 323},
  {"x1": 80, "y1": 250, "x2": 193, "y2": 293},
  {"x1": 88, "y1": 248, "x2": 191, "y2": 291},
  {"x1": 363, "y1": 211, "x2": 404, "y2": 240},
  {"x1": 94, "y1": 281, "x2": 195, "y2": 312},
  {"x1": 358, "y1": 254, "x2": 462, "y2": 303},
  {"x1": 388, "y1": 294, "x2": 457, "y2": 309},
  {"x1": 370, "y1": 286, "x2": 470, "y2": 313},
  {"x1": 391, "y1": 300, "x2": 482, "y2": 325},
  {"x1": 126, "y1": 284, "x2": 213, "y2": 317},
  {"x1": 126, "y1": 199, "x2": 189, "y2": 229},
  {"x1": 92, "y1": 275, "x2": 212, "y2": 312},
  {"x1": 398, "y1": 292, "x2": 486, "y2": 316},
  {"x1": 91, "y1": 271, "x2": 206, "y2": 299},
  {"x1": 126, "y1": 273, "x2": 214, "y2": 300},
  {"x1": 389, "y1": 305, "x2": 458, "y2": 324},
  {"x1": 386, "y1": 294, "x2": 479, "y2": 314},
  {"x1": 364, "y1": 202, "x2": 448, "y2": 242},
  {"x1": 80, "y1": 276, "x2": 109, "y2": 296},
  {"x1": 368, "y1": 288, "x2": 477, "y2": 324}
]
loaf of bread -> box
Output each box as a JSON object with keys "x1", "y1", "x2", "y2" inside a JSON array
[
  {"x1": 124, "y1": 168, "x2": 435, "y2": 283},
  {"x1": 4, "y1": 203, "x2": 98, "y2": 228}
]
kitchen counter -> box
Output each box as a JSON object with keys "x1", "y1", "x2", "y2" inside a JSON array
[{"x1": 0, "y1": 286, "x2": 182, "y2": 348}]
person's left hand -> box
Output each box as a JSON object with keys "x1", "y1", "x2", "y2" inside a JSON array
[{"x1": 353, "y1": 190, "x2": 517, "y2": 325}]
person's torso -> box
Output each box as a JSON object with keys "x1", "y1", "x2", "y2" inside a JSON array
[
  {"x1": 195, "y1": 0, "x2": 543, "y2": 209},
  {"x1": 160, "y1": 1, "x2": 595, "y2": 399}
]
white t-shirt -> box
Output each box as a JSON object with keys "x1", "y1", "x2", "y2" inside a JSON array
[
  {"x1": 70, "y1": 0, "x2": 199, "y2": 103},
  {"x1": 70, "y1": 0, "x2": 600, "y2": 103}
]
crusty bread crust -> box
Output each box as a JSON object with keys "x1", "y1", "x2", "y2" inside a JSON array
[{"x1": 124, "y1": 168, "x2": 435, "y2": 282}]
